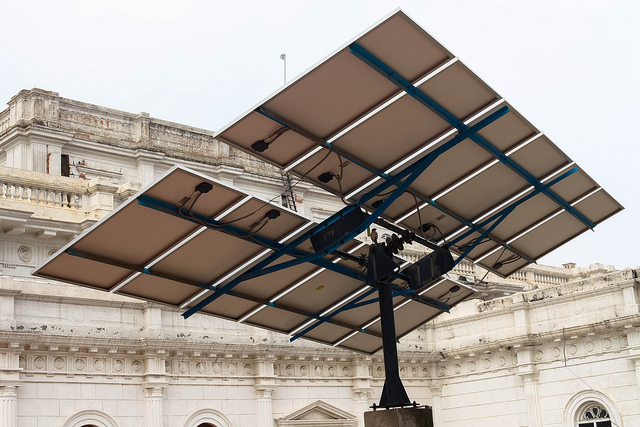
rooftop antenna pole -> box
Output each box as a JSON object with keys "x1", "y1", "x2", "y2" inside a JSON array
[{"x1": 280, "y1": 53, "x2": 287, "y2": 84}]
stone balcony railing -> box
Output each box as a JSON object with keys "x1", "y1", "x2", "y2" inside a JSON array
[
  {"x1": 2, "y1": 177, "x2": 83, "y2": 209},
  {"x1": 0, "y1": 165, "x2": 139, "y2": 224}
]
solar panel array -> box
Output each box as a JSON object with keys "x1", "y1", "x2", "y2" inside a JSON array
[
  {"x1": 35, "y1": 10, "x2": 621, "y2": 354},
  {"x1": 35, "y1": 166, "x2": 475, "y2": 354},
  {"x1": 217, "y1": 10, "x2": 622, "y2": 277}
]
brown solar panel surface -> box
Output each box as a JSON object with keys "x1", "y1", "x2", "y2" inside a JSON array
[
  {"x1": 35, "y1": 166, "x2": 474, "y2": 354},
  {"x1": 216, "y1": 10, "x2": 622, "y2": 277},
  {"x1": 35, "y1": 9, "x2": 622, "y2": 354}
]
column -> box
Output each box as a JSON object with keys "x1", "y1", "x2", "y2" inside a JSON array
[
  {"x1": 352, "y1": 358, "x2": 373, "y2": 427},
  {"x1": 143, "y1": 386, "x2": 164, "y2": 427},
  {"x1": 254, "y1": 358, "x2": 277, "y2": 427},
  {"x1": 522, "y1": 373, "x2": 542, "y2": 427},
  {"x1": 255, "y1": 386, "x2": 275, "y2": 427},
  {"x1": 430, "y1": 381, "x2": 443, "y2": 427},
  {"x1": 516, "y1": 350, "x2": 541, "y2": 427},
  {"x1": 0, "y1": 386, "x2": 17, "y2": 427}
]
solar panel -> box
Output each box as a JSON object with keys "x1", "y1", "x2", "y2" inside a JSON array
[
  {"x1": 35, "y1": 9, "x2": 621, "y2": 359},
  {"x1": 216, "y1": 10, "x2": 622, "y2": 277},
  {"x1": 34, "y1": 166, "x2": 475, "y2": 354}
]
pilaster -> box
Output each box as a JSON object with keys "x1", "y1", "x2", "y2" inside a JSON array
[
  {"x1": 627, "y1": 330, "x2": 640, "y2": 401},
  {"x1": 135, "y1": 150, "x2": 164, "y2": 186},
  {"x1": 87, "y1": 177, "x2": 117, "y2": 218},
  {"x1": 143, "y1": 385, "x2": 165, "y2": 427},
  {"x1": 143, "y1": 345, "x2": 168, "y2": 427},
  {"x1": 0, "y1": 386, "x2": 17, "y2": 427},
  {"x1": 516, "y1": 350, "x2": 541, "y2": 427},
  {"x1": 429, "y1": 380, "x2": 443, "y2": 427},
  {"x1": 352, "y1": 358, "x2": 373, "y2": 427},
  {"x1": 620, "y1": 279, "x2": 639, "y2": 316},
  {"x1": 134, "y1": 113, "x2": 151, "y2": 144},
  {"x1": 254, "y1": 358, "x2": 277, "y2": 427}
]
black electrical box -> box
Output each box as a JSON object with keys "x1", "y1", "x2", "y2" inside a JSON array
[
  {"x1": 403, "y1": 246, "x2": 455, "y2": 291},
  {"x1": 310, "y1": 208, "x2": 368, "y2": 253}
]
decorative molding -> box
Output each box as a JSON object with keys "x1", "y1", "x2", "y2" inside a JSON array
[
  {"x1": 183, "y1": 409, "x2": 234, "y2": 427},
  {"x1": 277, "y1": 400, "x2": 356, "y2": 427},
  {"x1": 61, "y1": 409, "x2": 120, "y2": 427}
]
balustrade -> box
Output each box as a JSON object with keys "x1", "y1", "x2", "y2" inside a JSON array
[{"x1": 1, "y1": 181, "x2": 82, "y2": 209}]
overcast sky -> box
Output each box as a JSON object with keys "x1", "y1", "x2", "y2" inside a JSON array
[{"x1": 2, "y1": 1, "x2": 638, "y2": 270}]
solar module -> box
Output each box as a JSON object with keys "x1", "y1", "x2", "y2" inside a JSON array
[
  {"x1": 34, "y1": 10, "x2": 623, "y2": 409},
  {"x1": 34, "y1": 166, "x2": 474, "y2": 355},
  {"x1": 216, "y1": 10, "x2": 622, "y2": 277},
  {"x1": 35, "y1": 9, "x2": 621, "y2": 360}
]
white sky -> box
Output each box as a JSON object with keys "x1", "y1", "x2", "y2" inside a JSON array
[{"x1": 2, "y1": 0, "x2": 638, "y2": 270}]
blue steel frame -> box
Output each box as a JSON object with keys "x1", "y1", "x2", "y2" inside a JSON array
[
  {"x1": 348, "y1": 42, "x2": 594, "y2": 229},
  {"x1": 61, "y1": 246, "x2": 385, "y2": 340},
  {"x1": 134, "y1": 195, "x2": 366, "y2": 282},
  {"x1": 134, "y1": 41, "x2": 584, "y2": 343},
  {"x1": 282, "y1": 167, "x2": 579, "y2": 341},
  {"x1": 182, "y1": 105, "x2": 509, "y2": 318}
]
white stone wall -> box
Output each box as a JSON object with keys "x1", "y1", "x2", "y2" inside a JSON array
[
  {"x1": 0, "y1": 89, "x2": 638, "y2": 427},
  {"x1": 1, "y1": 268, "x2": 638, "y2": 426}
]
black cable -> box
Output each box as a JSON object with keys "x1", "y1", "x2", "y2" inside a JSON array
[
  {"x1": 411, "y1": 193, "x2": 431, "y2": 244},
  {"x1": 477, "y1": 245, "x2": 508, "y2": 286},
  {"x1": 332, "y1": 152, "x2": 356, "y2": 206},
  {"x1": 499, "y1": 254, "x2": 521, "y2": 266},
  {"x1": 456, "y1": 236, "x2": 490, "y2": 252},
  {"x1": 289, "y1": 149, "x2": 333, "y2": 190}
]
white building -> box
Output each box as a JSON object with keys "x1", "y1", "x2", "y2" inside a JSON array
[{"x1": 0, "y1": 88, "x2": 638, "y2": 427}]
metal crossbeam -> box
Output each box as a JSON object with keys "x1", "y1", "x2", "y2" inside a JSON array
[
  {"x1": 288, "y1": 286, "x2": 451, "y2": 343},
  {"x1": 136, "y1": 196, "x2": 363, "y2": 282},
  {"x1": 447, "y1": 166, "x2": 580, "y2": 264},
  {"x1": 227, "y1": 289, "x2": 384, "y2": 340},
  {"x1": 184, "y1": 106, "x2": 508, "y2": 317},
  {"x1": 349, "y1": 41, "x2": 595, "y2": 229},
  {"x1": 289, "y1": 286, "x2": 379, "y2": 342}
]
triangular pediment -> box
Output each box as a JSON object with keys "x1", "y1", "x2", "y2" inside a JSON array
[{"x1": 278, "y1": 400, "x2": 356, "y2": 426}]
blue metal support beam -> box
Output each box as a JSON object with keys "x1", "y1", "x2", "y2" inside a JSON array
[
  {"x1": 225, "y1": 289, "x2": 384, "y2": 340},
  {"x1": 447, "y1": 166, "x2": 580, "y2": 266},
  {"x1": 256, "y1": 107, "x2": 390, "y2": 182},
  {"x1": 348, "y1": 41, "x2": 595, "y2": 229},
  {"x1": 346, "y1": 288, "x2": 451, "y2": 312},
  {"x1": 447, "y1": 166, "x2": 580, "y2": 250},
  {"x1": 183, "y1": 105, "x2": 509, "y2": 318},
  {"x1": 134, "y1": 195, "x2": 366, "y2": 281},
  {"x1": 288, "y1": 284, "x2": 452, "y2": 343},
  {"x1": 289, "y1": 286, "x2": 379, "y2": 342}
]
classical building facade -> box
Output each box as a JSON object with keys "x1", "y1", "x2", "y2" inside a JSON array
[{"x1": 0, "y1": 89, "x2": 638, "y2": 427}]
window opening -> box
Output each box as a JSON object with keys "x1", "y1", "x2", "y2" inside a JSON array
[
  {"x1": 61, "y1": 154, "x2": 70, "y2": 177},
  {"x1": 578, "y1": 404, "x2": 612, "y2": 427}
]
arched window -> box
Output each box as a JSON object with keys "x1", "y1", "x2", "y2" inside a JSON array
[
  {"x1": 577, "y1": 404, "x2": 611, "y2": 427},
  {"x1": 62, "y1": 410, "x2": 119, "y2": 427},
  {"x1": 564, "y1": 391, "x2": 621, "y2": 427},
  {"x1": 184, "y1": 409, "x2": 233, "y2": 427}
]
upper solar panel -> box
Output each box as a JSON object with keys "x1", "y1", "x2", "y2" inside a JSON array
[{"x1": 216, "y1": 10, "x2": 622, "y2": 277}]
